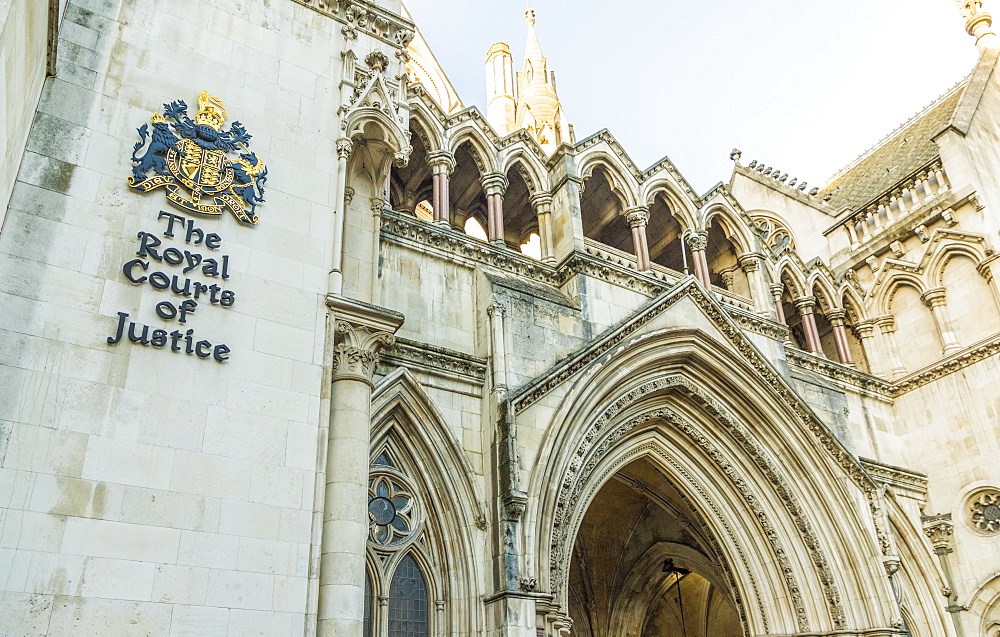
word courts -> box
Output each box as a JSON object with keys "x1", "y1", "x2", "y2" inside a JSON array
[{"x1": 107, "y1": 212, "x2": 235, "y2": 362}]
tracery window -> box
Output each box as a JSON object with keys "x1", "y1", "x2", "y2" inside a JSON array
[
  {"x1": 365, "y1": 449, "x2": 434, "y2": 637},
  {"x1": 388, "y1": 555, "x2": 429, "y2": 637}
]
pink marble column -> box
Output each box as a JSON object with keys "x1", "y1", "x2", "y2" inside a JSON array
[
  {"x1": 794, "y1": 297, "x2": 823, "y2": 354},
  {"x1": 686, "y1": 232, "x2": 711, "y2": 287},
  {"x1": 625, "y1": 206, "x2": 651, "y2": 271},
  {"x1": 771, "y1": 284, "x2": 787, "y2": 324},
  {"x1": 826, "y1": 309, "x2": 854, "y2": 364},
  {"x1": 482, "y1": 173, "x2": 508, "y2": 244},
  {"x1": 427, "y1": 151, "x2": 455, "y2": 225}
]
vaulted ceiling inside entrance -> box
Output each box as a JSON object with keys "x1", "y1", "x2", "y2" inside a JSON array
[{"x1": 568, "y1": 457, "x2": 741, "y2": 637}]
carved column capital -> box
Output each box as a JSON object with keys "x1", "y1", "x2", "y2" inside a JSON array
[
  {"x1": 718, "y1": 266, "x2": 737, "y2": 288},
  {"x1": 326, "y1": 296, "x2": 404, "y2": 384},
  {"x1": 872, "y1": 315, "x2": 897, "y2": 333},
  {"x1": 921, "y1": 287, "x2": 947, "y2": 308},
  {"x1": 921, "y1": 513, "x2": 954, "y2": 555},
  {"x1": 854, "y1": 321, "x2": 876, "y2": 340},
  {"x1": 770, "y1": 284, "x2": 784, "y2": 301},
  {"x1": 530, "y1": 192, "x2": 554, "y2": 213},
  {"x1": 738, "y1": 253, "x2": 762, "y2": 273},
  {"x1": 624, "y1": 205, "x2": 649, "y2": 228},
  {"x1": 502, "y1": 490, "x2": 528, "y2": 521},
  {"x1": 486, "y1": 299, "x2": 509, "y2": 318},
  {"x1": 426, "y1": 150, "x2": 456, "y2": 175},
  {"x1": 685, "y1": 231, "x2": 707, "y2": 251},
  {"x1": 336, "y1": 138, "x2": 353, "y2": 160},
  {"x1": 481, "y1": 172, "x2": 508, "y2": 196},
  {"x1": 332, "y1": 321, "x2": 395, "y2": 383},
  {"x1": 793, "y1": 296, "x2": 817, "y2": 314},
  {"x1": 826, "y1": 308, "x2": 847, "y2": 326}
]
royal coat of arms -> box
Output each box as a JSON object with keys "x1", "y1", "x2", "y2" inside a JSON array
[{"x1": 128, "y1": 91, "x2": 267, "y2": 224}]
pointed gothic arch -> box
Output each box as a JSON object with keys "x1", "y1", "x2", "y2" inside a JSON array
[
  {"x1": 641, "y1": 178, "x2": 698, "y2": 231},
  {"x1": 522, "y1": 307, "x2": 899, "y2": 636},
  {"x1": 369, "y1": 369, "x2": 485, "y2": 636},
  {"x1": 578, "y1": 151, "x2": 639, "y2": 208},
  {"x1": 447, "y1": 123, "x2": 498, "y2": 174}
]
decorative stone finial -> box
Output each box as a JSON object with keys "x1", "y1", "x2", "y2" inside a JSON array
[
  {"x1": 730, "y1": 148, "x2": 742, "y2": 161},
  {"x1": 958, "y1": 0, "x2": 997, "y2": 49},
  {"x1": 526, "y1": 8, "x2": 536, "y2": 25}
]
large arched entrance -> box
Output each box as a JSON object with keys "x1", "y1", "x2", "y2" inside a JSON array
[{"x1": 568, "y1": 457, "x2": 741, "y2": 636}]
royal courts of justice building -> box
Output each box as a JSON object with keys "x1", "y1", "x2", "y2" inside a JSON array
[{"x1": 2, "y1": 0, "x2": 1000, "y2": 635}]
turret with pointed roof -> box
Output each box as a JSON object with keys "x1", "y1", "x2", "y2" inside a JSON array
[{"x1": 483, "y1": 10, "x2": 573, "y2": 153}]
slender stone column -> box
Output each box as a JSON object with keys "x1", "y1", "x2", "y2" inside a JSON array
[
  {"x1": 427, "y1": 150, "x2": 455, "y2": 225},
  {"x1": 846, "y1": 221, "x2": 860, "y2": 249},
  {"x1": 319, "y1": 298, "x2": 403, "y2": 637},
  {"x1": 770, "y1": 284, "x2": 787, "y2": 324},
  {"x1": 530, "y1": 192, "x2": 556, "y2": 264},
  {"x1": 482, "y1": 172, "x2": 508, "y2": 245},
  {"x1": 624, "y1": 206, "x2": 651, "y2": 271},
  {"x1": 686, "y1": 231, "x2": 711, "y2": 287},
  {"x1": 873, "y1": 315, "x2": 908, "y2": 378},
  {"x1": 738, "y1": 253, "x2": 769, "y2": 314},
  {"x1": 854, "y1": 321, "x2": 882, "y2": 375},
  {"x1": 826, "y1": 309, "x2": 854, "y2": 365},
  {"x1": 329, "y1": 138, "x2": 353, "y2": 294},
  {"x1": 794, "y1": 297, "x2": 824, "y2": 354},
  {"x1": 486, "y1": 300, "x2": 509, "y2": 395},
  {"x1": 921, "y1": 288, "x2": 963, "y2": 354}
]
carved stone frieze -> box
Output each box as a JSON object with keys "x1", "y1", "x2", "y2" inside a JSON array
[
  {"x1": 291, "y1": 0, "x2": 414, "y2": 48},
  {"x1": 787, "y1": 348, "x2": 894, "y2": 397},
  {"x1": 892, "y1": 332, "x2": 1000, "y2": 396},
  {"x1": 379, "y1": 337, "x2": 487, "y2": 383}
]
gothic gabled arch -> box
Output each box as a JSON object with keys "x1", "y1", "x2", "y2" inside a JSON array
[
  {"x1": 578, "y1": 151, "x2": 639, "y2": 208},
  {"x1": 702, "y1": 204, "x2": 754, "y2": 255},
  {"x1": 408, "y1": 100, "x2": 445, "y2": 153},
  {"x1": 499, "y1": 146, "x2": 550, "y2": 195},
  {"x1": 370, "y1": 368, "x2": 485, "y2": 635},
  {"x1": 775, "y1": 257, "x2": 808, "y2": 298},
  {"x1": 641, "y1": 177, "x2": 698, "y2": 230},
  {"x1": 447, "y1": 122, "x2": 498, "y2": 174},
  {"x1": 923, "y1": 239, "x2": 991, "y2": 288},
  {"x1": 523, "y1": 319, "x2": 897, "y2": 636},
  {"x1": 877, "y1": 272, "x2": 928, "y2": 316},
  {"x1": 809, "y1": 270, "x2": 840, "y2": 312}
]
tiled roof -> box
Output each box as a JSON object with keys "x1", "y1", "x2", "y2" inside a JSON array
[{"x1": 821, "y1": 82, "x2": 966, "y2": 211}]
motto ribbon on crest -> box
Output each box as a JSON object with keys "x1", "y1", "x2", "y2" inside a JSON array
[{"x1": 127, "y1": 91, "x2": 267, "y2": 225}]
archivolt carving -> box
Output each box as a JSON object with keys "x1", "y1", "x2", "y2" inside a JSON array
[{"x1": 550, "y1": 375, "x2": 858, "y2": 632}]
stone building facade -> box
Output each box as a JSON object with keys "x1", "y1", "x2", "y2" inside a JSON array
[{"x1": 1, "y1": 0, "x2": 999, "y2": 636}]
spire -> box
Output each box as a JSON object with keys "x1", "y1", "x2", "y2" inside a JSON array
[
  {"x1": 514, "y1": 9, "x2": 572, "y2": 155},
  {"x1": 523, "y1": 9, "x2": 546, "y2": 77}
]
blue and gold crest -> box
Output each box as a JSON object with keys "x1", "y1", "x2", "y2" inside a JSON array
[{"x1": 128, "y1": 91, "x2": 267, "y2": 224}]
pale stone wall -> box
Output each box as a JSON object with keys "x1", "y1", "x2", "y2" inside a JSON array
[
  {"x1": 0, "y1": 0, "x2": 355, "y2": 633},
  {"x1": 0, "y1": 0, "x2": 50, "y2": 231}
]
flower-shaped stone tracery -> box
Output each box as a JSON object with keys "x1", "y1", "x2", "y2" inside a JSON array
[
  {"x1": 368, "y1": 469, "x2": 421, "y2": 550},
  {"x1": 970, "y1": 490, "x2": 1000, "y2": 534}
]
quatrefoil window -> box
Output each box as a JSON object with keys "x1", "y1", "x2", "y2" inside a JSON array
[
  {"x1": 368, "y1": 460, "x2": 422, "y2": 551},
  {"x1": 970, "y1": 490, "x2": 1000, "y2": 534}
]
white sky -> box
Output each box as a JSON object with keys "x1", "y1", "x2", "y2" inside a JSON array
[{"x1": 402, "y1": 0, "x2": 980, "y2": 194}]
